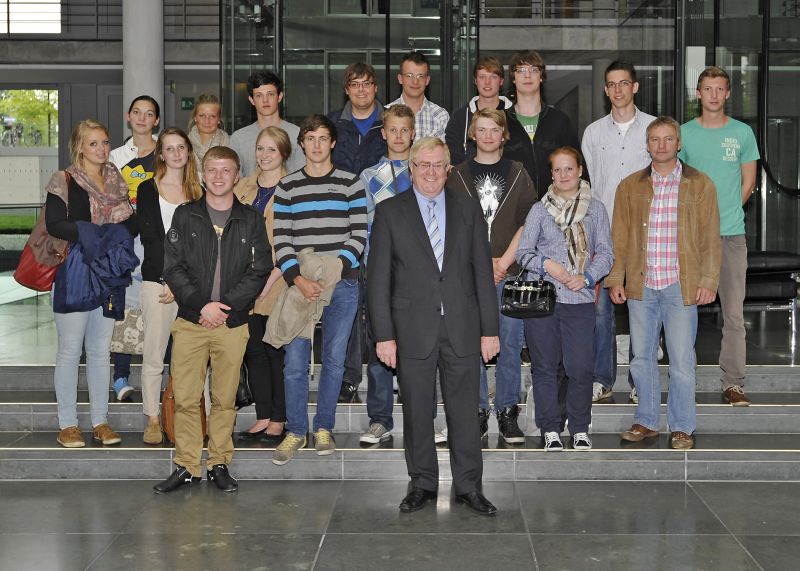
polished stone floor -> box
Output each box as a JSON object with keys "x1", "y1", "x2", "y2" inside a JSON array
[
  {"x1": 1, "y1": 292, "x2": 799, "y2": 365},
  {"x1": 0, "y1": 479, "x2": 797, "y2": 570}
]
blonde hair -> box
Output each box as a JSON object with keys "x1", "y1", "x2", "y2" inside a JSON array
[
  {"x1": 256, "y1": 126, "x2": 292, "y2": 173},
  {"x1": 467, "y1": 108, "x2": 509, "y2": 142},
  {"x1": 68, "y1": 119, "x2": 109, "y2": 169},
  {"x1": 154, "y1": 128, "x2": 203, "y2": 202},
  {"x1": 409, "y1": 136, "x2": 450, "y2": 166},
  {"x1": 696, "y1": 66, "x2": 730, "y2": 91},
  {"x1": 203, "y1": 145, "x2": 241, "y2": 172},
  {"x1": 190, "y1": 93, "x2": 223, "y2": 130}
]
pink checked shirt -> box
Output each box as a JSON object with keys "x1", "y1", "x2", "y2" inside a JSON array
[{"x1": 645, "y1": 161, "x2": 682, "y2": 290}]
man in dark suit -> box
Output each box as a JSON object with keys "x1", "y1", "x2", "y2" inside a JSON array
[{"x1": 367, "y1": 136, "x2": 501, "y2": 516}]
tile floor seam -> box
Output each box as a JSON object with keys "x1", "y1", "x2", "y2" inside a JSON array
[
  {"x1": 309, "y1": 479, "x2": 344, "y2": 570},
  {"x1": 686, "y1": 482, "x2": 767, "y2": 571},
  {"x1": 513, "y1": 482, "x2": 541, "y2": 571},
  {"x1": 82, "y1": 529, "x2": 125, "y2": 571}
]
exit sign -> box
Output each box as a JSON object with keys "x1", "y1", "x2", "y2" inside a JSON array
[{"x1": 181, "y1": 97, "x2": 195, "y2": 111}]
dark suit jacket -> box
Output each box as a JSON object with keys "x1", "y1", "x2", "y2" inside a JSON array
[{"x1": 367, "y1": 187, "x2": 499, "y2": 359}]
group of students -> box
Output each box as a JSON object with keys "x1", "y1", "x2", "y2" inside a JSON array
[{"x1": 43, "y1": 49, "x2": 759, "y2": 512}]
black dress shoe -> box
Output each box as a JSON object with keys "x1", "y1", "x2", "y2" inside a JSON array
[
  {"x1": 399, "y1": 488, "x2": 437, "y2": 513},
  {"x1": 207, "y1": 464, "x2": 239, "y2": 492},
  {"x1": 455, "y1": 491, "x2": 497, "y2": 516},
  {"x1": 153, "y1": 466, "x2": 201, "y2": 494},
  {"x1": 237, "y1": 428, "x2": 267, "y2": 441},
  {"x1": 259, "y1": 430, "x2": 286, "y2": 444}
]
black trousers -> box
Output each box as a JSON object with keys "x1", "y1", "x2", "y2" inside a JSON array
[
  {"x1": 244, "y1": 314, "x2": 286, "y2": 422},
  {"x1": 396, "y1": 317, "x2": 483, "y2": 495}
]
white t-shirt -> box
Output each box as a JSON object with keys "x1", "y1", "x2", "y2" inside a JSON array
[
  {"x1": 159, "y1": 195, "x2": 181, "y2": 234},
  {"x1": 614, "y1": 115, "x2": 636, "y2": 136}
]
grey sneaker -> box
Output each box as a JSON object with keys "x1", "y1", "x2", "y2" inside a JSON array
[
  {"x1": 272, "y1": 432, "x2": 306, "y2": 466},
  {"x1": 360, "y1": 423, "x2": 391, "y2": 444},
  {"x1": 592, "y1": 382, "x2": 613, "y2": 402},
  {"x1": 314, "y1": 428, "x2": 336, "y2": 455},
  {"x1": 629, "y1": 387, "x2": 639, "y2": 404}
]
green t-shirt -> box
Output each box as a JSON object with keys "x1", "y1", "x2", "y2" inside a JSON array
[
  {"x1": 678, "y1": 118, "x2": 759, "y2": 236},
  {"x1": 516, "y1": 112, "x2": 539, "y2": 141}
]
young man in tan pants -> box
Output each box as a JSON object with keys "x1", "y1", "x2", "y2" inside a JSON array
[{"x1": 154, "y1": 146, "x2": 271, "y2": 493}]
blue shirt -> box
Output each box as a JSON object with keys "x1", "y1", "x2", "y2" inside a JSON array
[
  {"x1": 414, "y1": 187, "x2": 446, "y2": 256},
  {"x1": 353, "y1": 105, "x2": 379, "y2": 137},
  {"x1": 516, "y1": 198, "x2": 613, "y2": 305}
]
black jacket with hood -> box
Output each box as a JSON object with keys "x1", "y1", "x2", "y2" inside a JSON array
[{"x1": 503, "y1": 104, "x2": 581, "y2": 199}]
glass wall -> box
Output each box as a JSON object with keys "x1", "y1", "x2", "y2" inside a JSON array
[
  {"x1": 0, "y1": 88, "x2": 58, "y2": 305},
  {"x1": 679, "y1": 0, "x2": 800, "y2": 252},
  {"x1": 222, "y1": 1, "x2": 475, "y2": 128}
]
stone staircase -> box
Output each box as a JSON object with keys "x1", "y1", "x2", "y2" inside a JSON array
[{"x1": 1, "y1": 364, "x2": 799, "y2": 481}]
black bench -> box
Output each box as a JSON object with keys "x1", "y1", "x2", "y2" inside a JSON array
[{"x1": 703, "y1": 250, "x2": 800, "y2": 335}]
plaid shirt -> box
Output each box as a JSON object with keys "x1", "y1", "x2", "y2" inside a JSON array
[
  {"x1": 388, "y1": 95, "x2": 449, "y2": 141},
  {"x1": 645, "y1": 161, "x2": 682, "y2": 290}
]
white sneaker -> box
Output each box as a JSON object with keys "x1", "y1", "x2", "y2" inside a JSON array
[
  {"x1": 434, "y1": 427, "x2": 448, "y2": 444},
  {"x1": 572, "y1": 432, "x2": 592, "y2": 451},
  {"x1": 543, "y1": 431, "x2": 563, "y2": 452},
  {"x1": 591, "y1": 382, "x2": 613, "y2": 402},
  {"x1": 629, "y1": 388, "x2": 639, "y2": 404},
  {"x1": 360, "y1": 423, "x2": 391, "y2": 444}
]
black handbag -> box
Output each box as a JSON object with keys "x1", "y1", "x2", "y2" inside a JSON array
[
  {"x1": 501, "y1": 256, "x2": 557, "y2": 318},
  {"x1": 234, "y1": 363, "x2": 253, "y2": 410}
]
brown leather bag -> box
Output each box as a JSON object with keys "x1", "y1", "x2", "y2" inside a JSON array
[
  {"x1": 13, "y1": 173, "x2": 70, "y2": 291},
  {"x1": 161, "y1": 375, "x2": 208, "y2": 445}
]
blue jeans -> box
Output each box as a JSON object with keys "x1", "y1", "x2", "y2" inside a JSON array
[
  {"x1": 54, "y1": 306, "x2": 115, "y2": 429},
  {"x1": 480, "y1": 279, "x2": 523, "y2": 410},
  {"x1": 524, "y1": 302, "x2": 595, "y2": 435},
  {"x1": 628, "y1": 283, "x2": 697, "y2": 434},
  {"x1": 365, "y1": 302, "x2": 395, "y2": 430},
  {"x1": 283, "y1": 279, "x2": 359, "y2": 436},
  {"x1": 593, "y1": 289, "x2": 616, "y2": 389}
]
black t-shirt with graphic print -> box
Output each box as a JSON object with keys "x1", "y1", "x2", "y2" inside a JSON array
[{"x1": 468, "y1": 157, "x2": 511, "y2": 228}]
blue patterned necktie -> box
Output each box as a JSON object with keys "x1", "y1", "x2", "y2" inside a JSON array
[{"x1": 427, "y1": 199, "x2": 444, "y2": 270}]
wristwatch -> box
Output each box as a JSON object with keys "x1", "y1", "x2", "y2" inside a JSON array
[{"x1": 583, "y1": 276, "x2": 590, "y2": 288}]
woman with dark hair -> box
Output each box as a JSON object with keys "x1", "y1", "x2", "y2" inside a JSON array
[
  {"x1": 136, "y1": 128, "x2": 203, "y2": 444},
  {"x1": 108, "y1": 95, "x2": 161, "y2": 401},
  {"x1": 233, "y1": 126, "x2": 289, "y2": 441},
  {"x1": 46, "y1": 119, "x2": 137, "y2": 448},
  {"x1": 187, "y1": 93, "x2": 230, "y2": 175},
  {"x1": 517, "y1": 147, "x2": 612, "y2": 452}
]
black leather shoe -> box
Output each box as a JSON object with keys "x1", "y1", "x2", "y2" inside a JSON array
[
  {"x1": 399, "y1": 488, "x2": 437, "y2": 513},
  {"x1": 237, "y1": 428, "x2": 267, "y2": 441},
  {"x1": 478, "y1": 409, "x2": 490, "y2": 439},
  {"x1": 455, "y1": 491, "x2": 497, "y2": 516},
  {"x1": 338, "y1": 383, "x2": 358, "y2": 403},
  {"x1": 207, "y1": 464, "x2": 239, "y2": 492},
  {"x1": 153, "y1": 466, "x2": 201, "y2": 494}
]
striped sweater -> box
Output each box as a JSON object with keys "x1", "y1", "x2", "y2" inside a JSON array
[{"x1": 273, "y1": 167, "x2": 368, "y2": 285}]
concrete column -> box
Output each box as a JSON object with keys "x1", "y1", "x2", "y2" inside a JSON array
[
  {"x1": 122, "y1": 0, "x2": 164, "y2": 133},
  {"x1": 591, "y1": 58, "x2": 612, "y2": 121}
]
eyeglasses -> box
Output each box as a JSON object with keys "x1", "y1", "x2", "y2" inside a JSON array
[
  {"x1": 605, "y1": 80, "x2": 633, "y2": 89},
  {"x1": 401, "y1": 73, "x2": 427, "y2": 81},
  {"x1": 347, "y1": 80, "x2": 375, "y2": 90},
  {"x1": 514, "y1": 66, "x2": 542, "y2": 76},
  {"x1": 412, "y1": 161, "x2": 447, "y2": 173}
]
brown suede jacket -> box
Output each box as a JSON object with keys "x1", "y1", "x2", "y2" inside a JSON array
[{"x1": 604, "y1": 161, "x2": 721, "y2": 305}]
